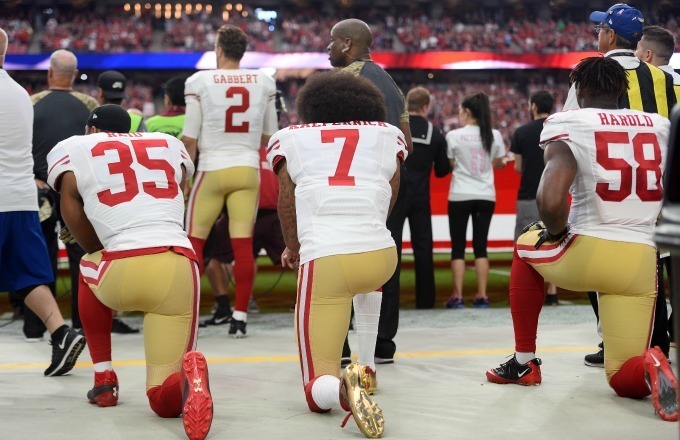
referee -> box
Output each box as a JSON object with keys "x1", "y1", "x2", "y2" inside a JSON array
[
  {"x1": 564, "y1": 3, "x2": 676, "y2": 367},
  {"x1": 403, "y1": 87, "x2": 450, "y2": 309}
]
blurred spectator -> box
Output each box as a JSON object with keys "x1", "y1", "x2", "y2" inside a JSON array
[
  {"x1": 0, "y1": 18, "x2": 33, "y2": 53},
  {"x1": 509, "y1": 91, "x2": 559, "y2": 305},
  {"x1": 40, "y1": 12, "x2": 151, "y2": 52},
  {"x1": 403, "y1": 87, "x2": 451, "y2": 309},
  {"x1": 444, "y1": 92, "x2": 509, "y2": 309}
]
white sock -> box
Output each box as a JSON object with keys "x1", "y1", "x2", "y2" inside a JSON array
[
  {"x1": 353, "y1": 291, "x2": 382, "y2": 370},
  {"x1": 232, "y1": 310, "x2": 247, "y2": 322},
  {"x1": 94, "y1": 361, "x2": 113, "y2": 373},
  {"x1": 311, "y1": 375, "x2": 341, "y2": 410},
  {"x1": 515, "y1": 352, "x2": 535, "y2": 365}
]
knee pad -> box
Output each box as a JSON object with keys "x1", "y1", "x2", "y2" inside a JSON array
[{"x1": 146, "y1": 373, "x2": 182, "y2": 418}]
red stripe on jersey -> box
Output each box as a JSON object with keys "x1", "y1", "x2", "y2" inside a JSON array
[
  {"x1": 48, "y1": 155, "x2": 69, "y2": 176},
  {"x1": 272, "y1": 155, "x2": 285, "y2": 173},
  {"x1": 542, "y1": 133, "x2": 569, "y2": 144},
  {"x1": 397, "y1": 151, "x2": 405, "y2": 163},
  {"x1": 266, "y1": 140, "x2": 280, "y2": 154}
]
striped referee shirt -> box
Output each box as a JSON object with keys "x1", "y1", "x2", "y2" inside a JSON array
[{"x1": 564, "y1": 49, "x2": 677, "y2": 118}]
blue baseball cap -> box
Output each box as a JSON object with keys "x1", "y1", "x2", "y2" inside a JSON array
[{"x1": 590, "y1": 3, "x2": 644, "y2": 43}]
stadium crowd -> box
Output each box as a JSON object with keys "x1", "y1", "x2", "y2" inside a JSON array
[
  {"x1": 39, "y1": 12, "x2": 152, "y2": 52},
  {"x1": 2, "y1": 7, "x2": 679, "y2": 54},
  {"x1": 1, "y1": 1, "x2": 680, "y2": 438}
]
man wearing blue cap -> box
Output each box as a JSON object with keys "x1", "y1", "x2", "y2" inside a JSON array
[
  {"x1": 564, "y1": 3, "x2": 676, "y2": 117},
  {"x1": 563, "y1": 3, "x2": 677, "y2": 369}
]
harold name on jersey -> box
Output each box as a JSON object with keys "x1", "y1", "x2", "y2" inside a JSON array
[
  {"x1": 213, "y1": 73, "x2": 259, "y2": 84},
  {"x1": 288, "y1": 121, "x2": 390, "y2": 130},
  {"x1": 597, "y1": 112, "x2": 655, "y2": 127}
]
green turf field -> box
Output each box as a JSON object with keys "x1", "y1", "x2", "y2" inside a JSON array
[{"x1": 1, "y1": 252, "x2": 598, "y2": 318}]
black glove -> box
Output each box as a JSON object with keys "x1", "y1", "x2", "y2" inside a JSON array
[{"x1": 522, "y1": 221, "x2": 570, "y2": 249}]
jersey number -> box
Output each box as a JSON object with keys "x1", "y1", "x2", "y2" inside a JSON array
[
  {"x1": 595, "y1": 131, "x2": 663, "y2": 202},
  {"x1": 322, "y1": 129, "x2": 359, "y2": 186},
  {"x1": 225, "y1": 87, "x2": 250, "y2": 133},
  {"x1": 92, "y1": 139, "x2": 179, "y2": 207}
]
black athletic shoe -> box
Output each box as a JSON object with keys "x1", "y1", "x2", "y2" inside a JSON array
[
  {"x1": 584, "y1": 342, "x2": 604, "y2": 368},
  {"x1": 199, "y1": 307, "x2": 232, "y2": 328},
  {"x1": 44, "y1": 328, "x2": 86, "y2": 377},
  {"x1": 486, "y1": 355, "x2": 542, "y2": 386},
  {"x1": 111, "y1": 318, "x2": 140, "y2": 334},
  {"x1": 228, "y1": 319, "x2": 247, "y2": 338},
  {"x1": 375, "y1": 357, "x2": 394, "y2": 365}
]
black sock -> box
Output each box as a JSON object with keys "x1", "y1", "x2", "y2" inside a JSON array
[
  {"x1": 50, "y1": 324, "x2": 69, "y2": 342},
  {"x1": 215, "y1": 295, "x2": 230, "y2": 310}
]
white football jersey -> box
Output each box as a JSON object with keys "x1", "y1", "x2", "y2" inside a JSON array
[
  {"x1": 183, "y1": 69, "x2": 278, "y2": 172},
  {"x1": 540, "y1": 108, "x2": 669, "y2": 247},
  {"x1": 47, "y1": 132, "x2": 195, "y2": 252},
  {"x1": 445, "y1": 126, "x2": 506, "y2": 202},
  {"x1": 267, "y1": 122, "x2": 407, "y2": 264}
]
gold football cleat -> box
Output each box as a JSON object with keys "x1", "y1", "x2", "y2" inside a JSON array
[
  {"x1": 340, "y1": 362, "x2": 384, "y2": 438},
  {"x1": 359, "y1": 365, "x2": 378, "y2": 395}
]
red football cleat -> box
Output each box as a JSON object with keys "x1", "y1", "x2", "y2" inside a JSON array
[
  {"x1": 486, "y1": 355, "x2": 542, "y2": 386},
  {"x1": 643, "y1": 346, "x2": 679, "y2": 422},
  {"x1": 87, "y1": 370, "x2": 119, "y2": 407},
  {"x1": 182, "y1": 351, "x2": 213, "y2": 440}
]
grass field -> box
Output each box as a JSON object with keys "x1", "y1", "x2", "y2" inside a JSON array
[{"x1": 0, "y1": 252, "x2": 597, "y2": 319}]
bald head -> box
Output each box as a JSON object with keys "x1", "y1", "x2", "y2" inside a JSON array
[
  {"x1": 48, "y1": 49, "x2": 78, "y2": 89},
  {"x1": 332, "y1": 19, "x2": 373, "y2": 50},
  {"x1": 327, "y1": 19, "x2": 374, "y2": 68},
  {"x1": 50, "y1": 50, "x2": 78, "y2": 75},
  {"x1": 0, "y1": 28, "x2": 8, "y2": 68}
]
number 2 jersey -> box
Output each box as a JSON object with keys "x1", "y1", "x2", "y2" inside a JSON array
[
  {"x1": 266, "y1": 122, "x2": 408, "y2": 264},
  {"x1": 183, "y1": 69, "x2": 278, "y2": 172},
  {"x1": 46, "y1": 132, "x2": 195, "y2": 252},
  {"x1": 539, "y1": 108, "x2": 670, "y2": 247}
]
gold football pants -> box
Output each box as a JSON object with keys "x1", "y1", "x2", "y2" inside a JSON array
[
  {"x1": 517, "y1": 230, "x2": 657, "y2": 380},
  {"x1": 295, "y1": 247, "x2": 397, "y2": 385},
  {"x1": 80, "y1": 250, "x2": 199, "y2": 388},
  {"x1": 185, "y1": 166, "x2": 259, "y2": 239}
]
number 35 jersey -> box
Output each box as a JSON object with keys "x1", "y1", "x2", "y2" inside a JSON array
[
  {"x1": 539, "y1": 108, "x2": 670, "y2": 247},
  {"x1": 47, "y1": 132, "x2": 195, "y2": 252},
  {"x1": 267, "y1": 122, "x2": 408, "y2": 264},
  {"x1": 183, "y1": 69, "x2": 278, "y2": 172}
]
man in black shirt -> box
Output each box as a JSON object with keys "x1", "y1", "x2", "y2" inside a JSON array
[
  {"x1": 28, "y1": 49, "x2": 98, "y2": 338},
  {"x1": 327, "y1": 18, "x2": 413, "y2": 368},
  {"x1": 404, "y1": 87, "x2": 450, "y2": 309},
  {"x1": 509, "y1": 91, "x2": 558, "y2": 305}
]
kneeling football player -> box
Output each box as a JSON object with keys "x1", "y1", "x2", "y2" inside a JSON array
[
  {"x1": 267, "y1": 72, "x2": 407, "y2": 438},
  {"x1": 48, "y1": 105, "x2": 213, "y2": 440}
]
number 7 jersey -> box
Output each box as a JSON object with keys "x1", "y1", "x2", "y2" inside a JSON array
[
  {"x1": 266, "y1": 122, "x2": 407, "y2": 264},
  {"x1": 539, "y1": 108, "x2": 670, "y2": 247},
  {"x1": 47, "y1": 132, "x2": 195, "y2": 252}
]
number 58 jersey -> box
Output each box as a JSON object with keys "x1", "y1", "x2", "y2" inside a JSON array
[
  {"x1": 267, "y1": 122, "x2": 408, "y2": 264},
  {"x1": 539, "y1": 108, "x2": 670, "y2": 247},
  {"x1": 183, "y1": 69, "x2": 278, "y2": 172},
  {"x1": 47, "y1": 132, "x2": 195, "y2": 252}
]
